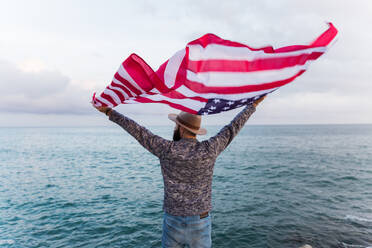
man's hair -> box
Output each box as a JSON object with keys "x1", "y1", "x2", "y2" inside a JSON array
[
  {"x1": 173, "y1": 124, "x2": 197, "y2": 141},
  {"x1": 182, "y1": 127, "x2": 197, "y2": 137}
]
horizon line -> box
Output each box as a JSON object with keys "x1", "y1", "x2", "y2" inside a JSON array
[{"x1": 1, "y1": 123, "x2": 372, "y2": 128}]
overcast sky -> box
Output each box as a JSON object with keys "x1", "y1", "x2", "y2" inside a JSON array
[{"x1": 1, "y1": 0, "x2": 371, "y2": 127}]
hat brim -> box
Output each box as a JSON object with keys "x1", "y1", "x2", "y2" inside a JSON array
[{"x1": 168, "y1": 113, "x2": 207, "y2": 135}]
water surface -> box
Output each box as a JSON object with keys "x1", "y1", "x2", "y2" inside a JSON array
[{"x1": 1, "y1": 124, "x2": 371, "y2": 247}]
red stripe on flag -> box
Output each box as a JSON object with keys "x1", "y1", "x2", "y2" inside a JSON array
[
  {"x1": 134, "y1": 97, "x2": 199, "y2": 114},
  {"x1": 114, "y1": 72, "x2": 142, "y2": 96},
  {"x1": 162, "y1": 90, "x2": 209, "y2": 102},
  {"x1": 155, "y1": 60, "x2": 167, "y2": 87},
  {"x1": 101, "y1": 92, "x2": 117, "y2": 106},
  {"x1": 310, "y1": 22, "x2": 338, "y2": 47},
  {"x1": 111, "y1": 82, "x2": 134, "y2": 98},
  {"x1": 275, "y1": 24, "x2": 337, "y2": 52},
  {"x1": 143, "y1": 91, "x2": 157, "y2": 96},
  {"x1": 130, "y1": 54, "x2": 172, "y2": 93},
  {"x1": 188, "y1": 33, "x2": 275, "y2": 52},
  {"x1": 124, "y1": 55, "x2": 155, "y2": 93},
  {"x1": 188, "y1": 52, "x2": 323, "y2": 73}
]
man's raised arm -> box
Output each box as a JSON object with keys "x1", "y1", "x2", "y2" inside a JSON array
[
  {"x1": 92, "y1": 104, "x2": 171, "y2": 158},
  {"x1": 204, "y1": 96, "x2": 266, "y2": 157}
]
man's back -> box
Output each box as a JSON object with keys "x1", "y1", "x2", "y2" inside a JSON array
[
  {"x1": 160, "y1": 138, "x2": 216, "y2": 216},
  {"x1": 108, "y1": 104, "x2": 256, "y2": 216}
]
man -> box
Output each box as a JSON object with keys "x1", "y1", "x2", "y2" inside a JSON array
[{"x1": 92, "y1": 95, "x2": 266, "y2": 248}]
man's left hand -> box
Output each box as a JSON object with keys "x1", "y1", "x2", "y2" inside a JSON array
[{"x1": 91, "y1": 101, "x2": 111, "y2": 114}]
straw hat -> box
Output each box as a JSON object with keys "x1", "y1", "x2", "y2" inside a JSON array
[{"x1": 168, "y1": 111, "x2": 207, "y2": 135}]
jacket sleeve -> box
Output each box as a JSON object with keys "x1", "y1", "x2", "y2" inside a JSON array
[
  {"x1": 204, "y1": 104, "x2": 256, "y2": 157},
  {"x1": 108, "y1": 110, "x2": 171, "y2": 158}
]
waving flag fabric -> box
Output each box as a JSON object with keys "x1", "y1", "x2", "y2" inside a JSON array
[{"x1": 92, "y1": 23, "x2": 338, "y2": 115}]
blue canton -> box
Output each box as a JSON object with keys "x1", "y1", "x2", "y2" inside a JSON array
[{"x1": 197, "y1": 93, "x2": 268, "y2": 115}]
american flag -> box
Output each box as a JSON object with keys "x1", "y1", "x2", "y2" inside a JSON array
[{"x1": 92, "y1": 23, "x2": 338, "y2": 115}]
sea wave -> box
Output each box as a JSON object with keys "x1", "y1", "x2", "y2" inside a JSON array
[
  {"x1": 345, "y1": 215, "x2": 372, "y2": 223},
  {"x1": 341, "y1": 242, "x2": 372, "y2": 248},
  {"x1": 0, "y1": 239, "x2": 15, "y2": 245}
]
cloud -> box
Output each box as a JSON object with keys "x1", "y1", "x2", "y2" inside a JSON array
[
  {"x1": 0, "y1": 59, "x2": 92, "y2": 114},
  {"x1": 0, "y1": 59, "x2": 68, "y2": 98}
]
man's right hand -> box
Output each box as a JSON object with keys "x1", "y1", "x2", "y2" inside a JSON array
[{"x1": 253, "y1": 95, "x2": 266, "y2": 108}]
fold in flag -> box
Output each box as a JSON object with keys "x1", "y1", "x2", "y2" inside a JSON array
[{"x1": 92, "y1": 23, "x2": 338, "y2": 115}]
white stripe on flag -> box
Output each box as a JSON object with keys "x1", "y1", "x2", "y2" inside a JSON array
[
  {"x1": 104, "y1": 89, "x2": 121, "y2": 105},
  {"x1": 134, "y1": 93, "x2": 206, "y2": 111},
  {"x1": 188, "y1": 44, "x2": 327, "y2": 61},
  {"x1": 186, "y1": 63, "x2": 310, "y2": 87},
  {"x1": 108, "y1": 85, "x2": 130, "y2": 99},
  {"x1": 164, "y1": 48, "x2": 186, "y2": 89},
  {"x1": 121, "y1": 99, "x2": 138, "y2": 104},
  {"x1": 149, "y1": 88, "x2": 161, "y2": 94},
  {"x1": 96, "y1": 96, "x2": 114, "y2": 107}
]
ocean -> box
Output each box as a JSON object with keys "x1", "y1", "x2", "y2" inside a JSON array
[{"x1": 0, "y1": 124, "x2": 371, "y2": 248}]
